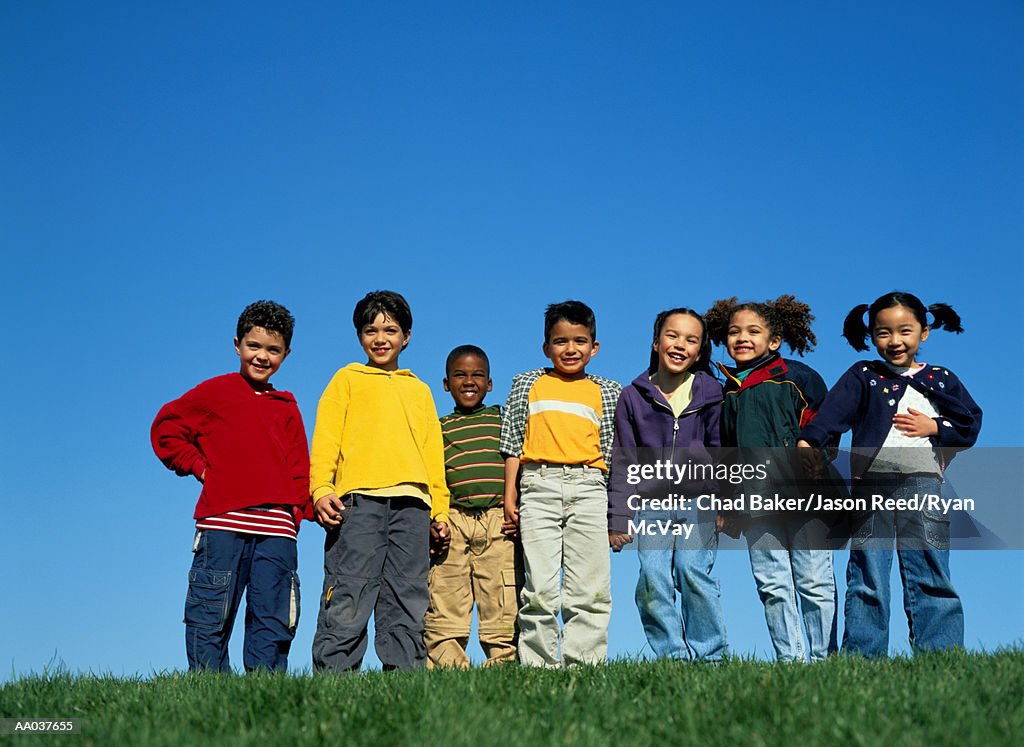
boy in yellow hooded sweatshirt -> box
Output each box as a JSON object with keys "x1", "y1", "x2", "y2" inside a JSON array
[{"x1": 310, "y1": 290, "x2": 450, "y2": 672}]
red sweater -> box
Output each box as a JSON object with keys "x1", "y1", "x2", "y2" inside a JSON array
[{"x1": 151, "y1": 373, "x2": 310, "y2": 521}]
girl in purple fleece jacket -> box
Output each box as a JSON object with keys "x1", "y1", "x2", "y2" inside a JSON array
[{"x1": 607, "y1": 308, "x2": 727, "y2": 661}]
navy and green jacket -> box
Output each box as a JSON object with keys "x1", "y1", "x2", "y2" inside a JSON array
[
  {"x1": 799, "y1": 360, "x2": 982, "y2": 479},
  {"x1": 718, "y1": 352, "x2": 827, "y2": 448}
]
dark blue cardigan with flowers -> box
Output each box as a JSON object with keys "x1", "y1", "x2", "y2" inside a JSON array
[{"x1": 799, "y1": 360, "x2": 982, "y2": 479}]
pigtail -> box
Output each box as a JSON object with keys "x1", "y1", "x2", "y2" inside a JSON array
[
  {"x1": 842, "y1": 304, "x2": 872, "y2": 352},
  {"x1": 704, "y1": 297, "x2": 737, "y2": 347},
  {"x1": 928, "y1": 303, "x2": 964, "y2": 335},
  {"x1": 768, "y1": 294, "x2": 816, "y2": 356}
]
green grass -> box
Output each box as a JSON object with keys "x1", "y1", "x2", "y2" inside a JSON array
[{"x1": 2, "y1": 650, "x2": 1022, "y2": 746}]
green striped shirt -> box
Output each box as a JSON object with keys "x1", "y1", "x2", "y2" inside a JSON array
[{"x1": 440, "y1": 404, "x2": 504, "y2": 510}]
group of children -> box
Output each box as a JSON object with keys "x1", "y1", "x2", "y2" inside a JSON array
[{"x1": 151, "y1": 289, "x2": 981, "y2": 672}]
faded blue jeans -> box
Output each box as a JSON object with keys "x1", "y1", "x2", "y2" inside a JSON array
[
  {"x1": 745, "y1": 515, "x2": 838, "y2": 662},
  {"x1": 635, "y1": 509, "x2": 727, "y2": 661},
  {"x1": 843, "y1": 474, "x2": 963, "y2": 658}
]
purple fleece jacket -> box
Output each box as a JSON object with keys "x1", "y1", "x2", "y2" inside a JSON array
[{"x1": 607, "y1": 369, "x2": 724, "y2": 533}]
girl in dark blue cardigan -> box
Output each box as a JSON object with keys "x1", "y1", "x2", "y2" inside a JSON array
[{"x1": 799, "y1": 291, "x2": 982, "y2": 657}]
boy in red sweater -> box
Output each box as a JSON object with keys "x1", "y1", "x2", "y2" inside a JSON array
[{"x1": 151, "y1": 300, "x2": 310, "y2": 672}]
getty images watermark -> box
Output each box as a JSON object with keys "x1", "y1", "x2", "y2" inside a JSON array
[{"x1": 611, "y1": 447, "x2": 1024, "y2": 550}]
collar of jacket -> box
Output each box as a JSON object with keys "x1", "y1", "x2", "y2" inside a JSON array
[
  {"x1": 630, "y1": 368, "x2": 722, "y2": 412},
  {"x1": 717, "y1": 352, "x2": 787, "y2": 392},
  {"x1": 346, "y1": 362, "x2": 417, "y2": 377}
]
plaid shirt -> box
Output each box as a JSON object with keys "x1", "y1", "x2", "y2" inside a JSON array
[{"x1": 499, "y1": 368, "x2": 622, "y2": 469}]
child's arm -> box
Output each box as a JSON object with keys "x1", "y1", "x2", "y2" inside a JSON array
[
  {"x1": 309, "y1": 374, "x2": 349, "y2": 527},
  {"x1": 606, "y1": 393, "x2": 637, "y2": 547},
  {"x1": 151, "y1": 386, "x2": 209, "y2": 481},
  {"x1": 927, "y1": 372, "x2": 983, "y2": 448},
  {"x1": 799, "y1": 364, "x2": 866, "y2": 447},
  {"x1": 502, "y1": 456, "x2": 520, "y2": 537},
  {"x1": 421, "y1": 392, "x2": 450, "y2": 527},
  {"x1": 285, "y1": 403, "x2": 312, "y2": 524}
]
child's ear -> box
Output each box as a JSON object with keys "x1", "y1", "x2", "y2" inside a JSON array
[
  {"x1": 590, "y1": 340, "x2": 600, "y2": 357},
  {"x1": 486, "y1": 378, "x2": 493, "y2": 393},
  {"x1": 402, "y1": 330, "x2": 412, "y2": 349},
  {"x1": 442, "y1": 377, "x2": 450, "y2": 392},
  {"x1": 920, "y1": 326, "x2": 930, "y2": 342},
  {"x1": 769, "y1": 335, "x2": 782, "y2": 352},
  {"x1": 233, "y1": 337, "x2": 241, "y2": 355}
]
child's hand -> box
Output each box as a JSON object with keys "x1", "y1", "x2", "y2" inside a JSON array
[
  {"x1": 608, "y1": 531, "x2": 633, "y2": 552},
  {"x1": 716, "y1": 513, "x2": 747, "y2": 539},
  {"x1": 430, "y1": 521, "x2": 451, "y2": 557},
  {"x1": 796, "y1": 439, "x2": 823, "y2": 480},
  {"x1": 314, "y1": 493, "x2": 346, "y2": 528},
  {"x1": 502, "y1": 498, "x2": 520, "y2": 539},
  {"x1": 892, "y1": 408, "x2": 939, "y2": 438}
]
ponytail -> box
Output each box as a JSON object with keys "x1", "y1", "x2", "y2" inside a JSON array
[
  {"x1": 842, "y1": 304, "x2": 871, "y2": 351},
  {"x1": 928, "y1": 303, "x2": 964, "y2": 335}
]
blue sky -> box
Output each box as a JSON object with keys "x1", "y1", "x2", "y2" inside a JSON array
[{"x1": 2, "y1": 2, "x2": 1021, "y2": 677}]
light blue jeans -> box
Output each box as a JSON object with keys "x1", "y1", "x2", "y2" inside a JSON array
[
  {"x1": 518, "y1": 463, "x2": 612, "y2": 667},
  {"x1": 745, "y1": 515, "x2": 837, "y2": 662},
  {"x1": 843, "y1": 474, "x2": 963, "y2": 658},
  {"x1": 635, "y1": 509, "x2": 727, "y2": 661}
]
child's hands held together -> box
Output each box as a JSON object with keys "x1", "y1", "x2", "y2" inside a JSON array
[
  {"x1": 314, "y1": 493, "x2": 346, "y2": 528},
  {"x1": 796, "y1": 439, "x2": 824, "y2": 479},
  {"x1": 430, "y1": 521, "x2": 451, "y2": 557},
  {"x1": 502, "y1": 496, "x2": 520, "y2": 539},
  {"x1": 608, "y1": 531, "x2": 633, "y2": 552},
  {"x1": 892, "y1": 408, "x2": 939, "y2": 438}
]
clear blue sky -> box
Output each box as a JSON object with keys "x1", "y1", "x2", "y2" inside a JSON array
[{"x1": 2, "y1": 2, "x2": 1021, "y2": 677}]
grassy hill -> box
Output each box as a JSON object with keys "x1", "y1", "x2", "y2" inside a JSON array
[{"x1": 2, "y1": 650, "x2": 1021, "y2": 746}]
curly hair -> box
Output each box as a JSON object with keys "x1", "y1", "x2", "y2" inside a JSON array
[
  {"x1": 236, "y1": 300, "x2": 295, "y2": 348},
  {"x1": 842, "y1": 291, "x2": 964, "y2": 352},
  {"x1": 705, "y1": 295, "x2": 816, "y2": 356}
]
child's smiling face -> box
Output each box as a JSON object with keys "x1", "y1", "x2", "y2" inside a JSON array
[
  {"x1": 235, "y1": 326, "x2": 289, "y2": 385},
  {"x1": 726, "y1": 309, "x2": 781, "y2": 365},
  {"x1": 544, "y1": 320, "x2": 599, "y2": 379},
  {"x1": 872, "y1": 304, "x2": 929, "y2": 368},
  {"x1": 444, "y1": 353, "x2": 492, "y2": 410},
  {"x1": 359, "y1": 311, "x2": 409, "y2": 371},
  {"x1": 654, "y1": 312, "x2": 704, "y2": 376}
]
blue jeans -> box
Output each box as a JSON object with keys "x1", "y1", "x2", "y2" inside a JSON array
[
  {"x1": 184, "y1": 529, "x2": 299, "y2": 672},
  {"x1": 843, "y1": 474, "x2": 963, "y2": 658},
  {"x1": 635, "y1": 510, "x2": 727, "y2": 661},
  {"x1": 745, "y1": 515, "x2": 837, "y2": 662}
]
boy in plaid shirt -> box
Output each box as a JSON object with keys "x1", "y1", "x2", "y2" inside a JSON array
[{"x1": 501, "y1": 301, "x2": 621, "y2": 667}]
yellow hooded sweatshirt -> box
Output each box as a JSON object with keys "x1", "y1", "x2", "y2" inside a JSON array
[{"x1": 309, "y1": 363, "x2": 450, "y2": 523}]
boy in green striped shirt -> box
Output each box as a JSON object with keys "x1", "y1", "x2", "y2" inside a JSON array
[{"x1": 424, "y1": 345, "x2": 520, "y2": 667}]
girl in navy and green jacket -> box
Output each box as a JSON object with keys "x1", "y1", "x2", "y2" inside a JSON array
[{"x1": 707, "y1": 295, "x2": 838, "y2": 663}]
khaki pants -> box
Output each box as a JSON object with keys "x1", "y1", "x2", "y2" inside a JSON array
[{"x1": 425, "y1": 505, "x2": 520, "y2": 668}]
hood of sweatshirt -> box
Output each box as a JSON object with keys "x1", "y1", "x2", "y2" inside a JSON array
[{"x1": 343, "y1": 362, "x2": 419, "y2": 378}]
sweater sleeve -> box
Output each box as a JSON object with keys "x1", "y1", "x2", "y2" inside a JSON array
[
  {"x1": 151, "y1": 384, "x2": 209, "y2": 479},
  {"x1": 309, "y1": 371, "x2": 349, "y2": 502},
  {"x1": 800, "y1": 364, "x2": 866, "y2": 447},
  {"x1": 607, "y1": 391, "x2": 638, "y2": 534},
  {"x1": 932, "y1": 371, "x2": 983, "y2": 448},
  {"x1": 420, "y1": 387, "x2": 451, "y2": 524},
  {"x1": 285, "y1": 402, "x2": 312, "y2": 520}
]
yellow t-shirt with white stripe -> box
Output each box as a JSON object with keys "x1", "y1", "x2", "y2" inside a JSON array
[{"x1": 521, "y1": 373, "x2": 606, "y2": 471}]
